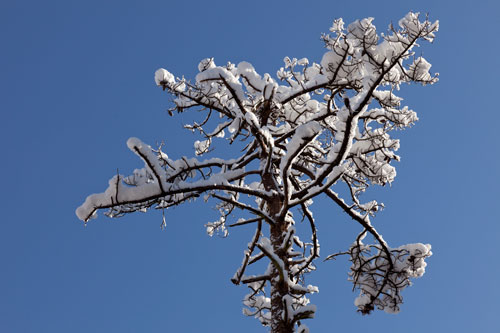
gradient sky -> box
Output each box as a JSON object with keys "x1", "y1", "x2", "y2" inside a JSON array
[{"x1": 1, "y1": 0, "x2": 499, "y2": 332}]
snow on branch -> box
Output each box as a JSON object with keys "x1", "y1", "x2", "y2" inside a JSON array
[
  {"x1": 76, "y1": 138, "x2": 272, "y2": 222},
  {"x1": 350, "y1": 243, "x2": 432, "y2": 314}
]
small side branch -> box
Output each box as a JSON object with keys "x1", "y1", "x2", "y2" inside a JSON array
[
  {"x1": 256, "y1": 243, "x2": 285, "y2": 283},
  {"x1": 231, "y1": 220, "x2": 263, "y2": 285},
  {"x1": 212, "y1": 194, "x2": 274, "y2": 226}
]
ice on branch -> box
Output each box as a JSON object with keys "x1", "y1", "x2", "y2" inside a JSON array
[{"x1": 78, "y1": 11, "x2": 438, "y2": 332}]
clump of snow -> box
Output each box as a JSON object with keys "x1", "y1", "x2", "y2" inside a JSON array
[
  {"x1": 194, "y1": 139, "x2": 211, "y2": 155},
  {"x1": 198, "y1": 58, "x2": 216, "y2": 72},
  {"x1": 154, "y1": 68, "x2": 175, "y2": 86}
]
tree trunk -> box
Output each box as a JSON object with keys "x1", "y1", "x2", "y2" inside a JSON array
[
  {"x1": 262, "y1": 171, "x2": 294, "y2": 333},
  {"x1": 270, "y1": 222, "x2": 294, "y2": 333}
]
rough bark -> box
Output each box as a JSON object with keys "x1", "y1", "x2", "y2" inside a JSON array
[
  {"x1": 262, "y1": 171, "x2": 294, "y2": 333},
  {"x1": 270, "y1": 222, "x2": 294, "y2": 333}
]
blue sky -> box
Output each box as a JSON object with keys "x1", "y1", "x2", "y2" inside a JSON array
[{"x1": 1, "y1": 0, "x2": 498, "y2": 332}]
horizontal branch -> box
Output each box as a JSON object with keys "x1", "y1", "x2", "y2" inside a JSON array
[
  {"x1": 78, "y1": 177, "x2": 272, "y2": 223},
  {"x1": 241, "y1": 275, "x2": 271, "y2": 284}
]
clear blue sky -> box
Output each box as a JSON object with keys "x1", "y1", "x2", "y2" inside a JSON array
[{"x1": 1, "y1": 0, "x2": 498, "y2": 332}]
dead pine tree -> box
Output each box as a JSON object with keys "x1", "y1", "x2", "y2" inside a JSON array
[{"x1": 77, "y1": 12, "x2": 438, "y2": 333}]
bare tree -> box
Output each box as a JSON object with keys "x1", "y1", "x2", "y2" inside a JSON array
[{"x1": 77, "y1": 12, "x2": 438, "y2": 333}]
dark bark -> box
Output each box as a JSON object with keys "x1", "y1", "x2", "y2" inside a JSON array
[
  {"x1": 262, "y1": 172, "x2": 294, "y2": 333},
  {"x1": 269, "y1": 222, "x2": 294, "y2": 333}
]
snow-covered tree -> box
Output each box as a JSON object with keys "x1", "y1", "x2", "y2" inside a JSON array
[{"x1": 77, "y1": 12, "x2": 438, "y2": 333}]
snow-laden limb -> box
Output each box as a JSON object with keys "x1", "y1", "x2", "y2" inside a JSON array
[
  {"x1": 76, "y1": 137, "x2": 272, "y2": 223},
  {"x1": 350, "y1": 242, "x2": 432, "y2": 314},
  {"x1": 78, "y1": 12, "x2": 438, "y2": 332}
]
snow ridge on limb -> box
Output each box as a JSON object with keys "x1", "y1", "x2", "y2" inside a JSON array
[{"x1": 77, "y1": 11, "x2": 438, "y2": 332}]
